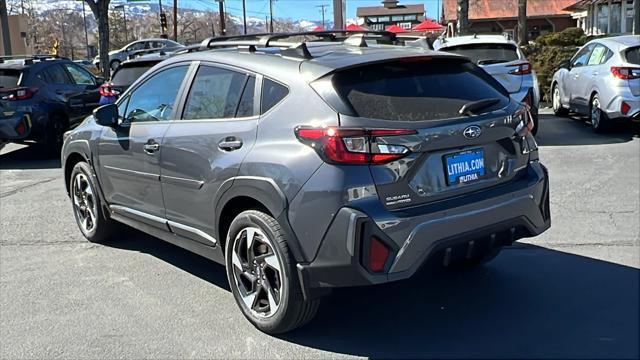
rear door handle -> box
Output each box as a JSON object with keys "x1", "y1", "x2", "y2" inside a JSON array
[
  {"x1": 143, "y1": 140, "x2": 160, "y2": 154},
  {"x1": 218, "y1": 137, "x2": 243, "y2": 151}
]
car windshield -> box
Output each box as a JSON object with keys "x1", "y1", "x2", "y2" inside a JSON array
[
  {"x1": 333, "y1": 58, "x2": 510, "y2": 121},
  {"x1": 111, "y1": 63, "x2": 156, "y2": 86},
  {"x1": 624, "y1": 46, "x2": 640, "y2": 65},
  {"x1": 442, "y1": 43, "x2": 519, "y2": 65},
  {"x1": 0, "y1": 69, "x2": 22, "y2": 88}
]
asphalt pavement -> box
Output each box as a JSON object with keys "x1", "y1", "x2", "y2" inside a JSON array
[{"x1": 1, "y1": 111, "x2": 639, "y2": 358}]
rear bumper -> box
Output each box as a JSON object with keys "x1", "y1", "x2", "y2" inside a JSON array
[
  {"x1": 603, "y1": 93, "x2": 640, "y2": 121},
  {"x1": 0, "y1": 113, "x2": 32, "y2": 140},
  {"x1": 297, "y1": 162, "x2": 550, "y2": 298}
]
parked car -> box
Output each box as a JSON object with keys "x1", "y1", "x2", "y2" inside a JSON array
[
  {"x1": 0, "y1": 55, "x2": 103, "y2": 153},
  {"x1": 99, "y1": 53, "x2": 168, "y2": 105},
  {"x1": 94, "y1": 38, "x2": 184, "y2": 71},
  {"x1": 433, "y1": 34, "x2": 540, "y2": 134},
  {"x1": 62, "y1": 32, "x2": 550, "y2": 334},
  {"x1": 74, "y1": 59, "x2": 102, "y2": 77},
  {"x1": 551, "y1": 35, "x2": 639, "y2": 132}
]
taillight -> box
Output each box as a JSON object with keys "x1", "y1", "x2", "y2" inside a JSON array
[
  {"x1": 99, "y1": 83, "x2": 120, "y2": 97},
  {"x1": 295, "y1": 126, "x2": 417, "y2": 164},
  {"x1": 0, "y1": 87, "x2": 36, "y2": 101},
  {"x1": 515, "y1": 106, "x2": 534, "y2": 137},
  {"x1": 368, "y1": 236, "x2": 390, "y2": 273},
  {"x1": 611, "y1": 66, "x2": 640, "y2": 80},
  {"x1": 621, "y1": 101, "x2": 631, "y2": 115},
  {"x1": 508, "y1": 62, "x2": 532, "y2": 75}
]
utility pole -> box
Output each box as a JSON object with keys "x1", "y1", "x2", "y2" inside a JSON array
[
  {"x1": 159, "y1": 0, "x2": 166, "y2": 37},
  {"x1": 173, "y1": 0, "x2": 177, "y2": 41},
  {"x1": 0, "y1": 0, "x2": 11, "y2": 55},
  {"x1": 81, "y1": 0, "x2": 89, "y2": 58},
  {"x1": 316, "y1": 4, "x2": 327, "y2": 29},
  {"x1": 269, "y1": 0, "x2": 274, "y2": 33},
  {"x1": 242, "y1": 0, "x2": 247, "y2": 34},
  {"x1": 217, "y1": 0, "x2": 226, "y2": 36},
  {"x1": 332, "y1": 0, "x2": 343, "y2": 30}
]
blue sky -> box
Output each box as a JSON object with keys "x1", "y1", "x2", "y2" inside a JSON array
[{"x1": 175, "y1": 0, "x2": 443, "y2": 23}]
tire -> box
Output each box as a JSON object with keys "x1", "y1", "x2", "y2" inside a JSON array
[
  {"x1": 225, "y1": 210, "x2": 320, "y2": 334},
  {"x1": 42, "y1": 114, "x2": 67, "y2": 157},
  {"x1": 110, "y1": 60, "x2": 121, "y2": 71},
  {"x1": 552, "y1": 84, "x2": 568, "y2": 117},
  {"x1": 449, "y1": 247, "x2": 502, "y2": 270},
  {"x1": 69, "y1": 162, "x2": 118, "y2": 243},
  {"x1": 590, "y1": 93, "x2": 609, "y2": 133}
]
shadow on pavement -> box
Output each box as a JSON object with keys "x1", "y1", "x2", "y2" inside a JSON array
[
  {"x1": 0, "y1": 144, "x2": 61, "y2": 170},
  {"x1": 282, "y1": 244, "x2": 639, "y2": 358},
  {"x1": 536, "y1": 114, "x2": 638, "y2": 146}
]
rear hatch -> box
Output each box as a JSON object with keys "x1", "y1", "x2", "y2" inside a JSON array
[
  {"x1": 109, "y1": 61, "x2": 158, "y2": 94},
  {"x1": 622, "y1": 46, "x2": 640, "y2": 96},
  {"x1": 319, "y1": 57, "x2": 532, "y2": 210},
  {"x1": 440, "y1": 43, "x2": 524, "y2": 93},
  {"x1": 0, "y1": 69, "x2": 25, "y2": 116}
]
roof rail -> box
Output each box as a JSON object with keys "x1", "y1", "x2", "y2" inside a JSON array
[
  {"x1": 194, "y1": 30, "x2": 397, "y2": 59},
  {"x1": 0, "y1": 54, "x2": 68, "y2": 64}
]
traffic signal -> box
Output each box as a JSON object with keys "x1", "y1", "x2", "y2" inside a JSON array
[{"x1": 160, "y1": 13, "x2": 168, "y2": 32}]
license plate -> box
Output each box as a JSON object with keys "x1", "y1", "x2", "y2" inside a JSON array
[{"x1": 444, "y1": 149, "x2": 485, "y2": 185}]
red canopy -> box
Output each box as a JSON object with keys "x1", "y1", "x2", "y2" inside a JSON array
[
  {"x1": 386, "y1": 25, "x2": 408, "y2": 33},
  {"x1": 345, "y1": 24, "x2": 366, "y2": 31},
  {"x1": 311, "y1": 25, "x2": 324, "y2": 32},
  {"x1": 412, "y1": 19, "x2": 444, "y2": 31}
]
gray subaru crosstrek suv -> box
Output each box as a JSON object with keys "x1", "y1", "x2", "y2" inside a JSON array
[{"x1": 62, "y1": 32, "x2": 550, "y2": 334}]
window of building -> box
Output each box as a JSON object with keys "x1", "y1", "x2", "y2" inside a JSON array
[
  {"x1": 392, "y1": 15, "x2": 404, "y2": 21},
  {"x1": 610, "y1": 2, "x2": 621, "y2": 33},
  {"x1": 597, "y1": 3, "x2": 609, "y2": 33},
  {"x1": 398, "y1": 22, "x2": 413, "y2": 29},
  {"x1": 626, "y1": 2, "x2": 635, "y2": 33}
]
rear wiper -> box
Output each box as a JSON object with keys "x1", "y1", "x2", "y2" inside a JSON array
[
  {"x1": 477, "y1": 59, "x2": 508, "y2": 65},
  {"x1": 458, "y1": 98, "x2": 501, "y2": 116}
]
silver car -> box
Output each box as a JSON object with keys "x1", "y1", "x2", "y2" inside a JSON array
[
  {"x1": 551, "y1": 35, "x2": 639, "y2": 132},
  {"x1": 433, "y1": 34, "x2": 540, "y2": 134},
  {"x1": 94, "y1": 38, "x2": 184, "y2": 71}
]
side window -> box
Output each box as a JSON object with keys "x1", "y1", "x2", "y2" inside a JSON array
[
  {"x1": 571, "y1": 44, "x2": 594, "y2": 68},
  {"x1": 236, "y1": 76, "x2": 256, "y2": 117},
  {"x1": 182, "y1": 66, "x2": 248, "y2": 120},
  {"x1": 587, "y1": 45, "x2": 607, "y2": 66},
  {"x1": 124, "y1": 65, "x2": 188, "y2": 123},
  {"x1": 600, "y1": 48, "x2": 614, "y2": 64},
  {"x1": 117, "y1": 95, "x2": 130, "y2": 119},
  {"x1": 64, "y1": 64, "x2": 95, "y2": 85},
  {"x1": 127, "y1": 42, "x2": 145, "y2": 52},
  {"x1": 43, "y1": 65, "x2": 71, "y2": 84},
  {"x1": 261, "y1": 79, "x2": 289, "y2": 114}
]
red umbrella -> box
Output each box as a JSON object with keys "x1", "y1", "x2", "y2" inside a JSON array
[
  {"x1": 386, "y1": 25, "x2": 408, "y2": 33},
  {"x1": 311, "y1": 25, "x2": 324, "y2": 32},
  {"x1": 412, "y1": 19, "x2": 444, "y2": 31},
  {"x1": 346, "y1": 24, "x2": 366, "y2": 31}
]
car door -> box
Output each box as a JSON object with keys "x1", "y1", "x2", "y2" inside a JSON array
[
  {"x1": 62, "y1": 63, "x2": 101, "y2": 118},
  {"x1": 585, "y1": 44, "x2": 611, "y2": 97},
  {"x1": 96, "y1": 64, "x2": 190, "y2": 224},
  {"x1": 41, "y1": 64, "x2": 85, "y2": 121},
  {"x1": 566, "y1": 44, "x2": 594, "y2": 112},
  {"x1": 159, "y1": 62, "x2": 259, "y2": 245}
]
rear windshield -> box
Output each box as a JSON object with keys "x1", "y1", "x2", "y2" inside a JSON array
[
  {"x1": 0, "y1": 69, "x2": 22, "y2": 88},
  {"x1": 333, "y1": 59, "x2": 510, "y2": 121},
  {"x1": 442, "y1": 43, "x2": 519, "y2": 65},
  {"x1": 111, "y1": 63, "x2": 155, "y2": 86},
  {"x1": 624, "y1": 46, "x2": 640, "y2": 65}
]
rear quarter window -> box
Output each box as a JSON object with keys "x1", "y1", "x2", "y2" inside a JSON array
[
  {"x1": 442, "y1": 43, "x2": 519, "y2": 64},
  {"x1": 261, "y1": 79, "x2": 289, "y2": 114},
  {"x1": 624, "y1": 46, "x2": 640, "y2": 65},
  {"x1": 0, "y1": 69, "x2": 22, "y2": 88},
  {"x1": 332, "y1": 59, "x2": 510, "y2": 121}
]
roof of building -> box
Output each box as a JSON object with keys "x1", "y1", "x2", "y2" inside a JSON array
[
  {"x1": 444, "y1": 0, "x2": 577, "y2": 21},
  {"x1": 357, "y1": 4, "x2": 425, "y2": 17}
]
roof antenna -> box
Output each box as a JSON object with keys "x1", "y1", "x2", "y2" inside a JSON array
[
  {"x1": 344, "y1": 34, "x2": 368, "y2": 47},
  {"x1": 473, "y1": 32, "x2": 477, "y2": 38}
]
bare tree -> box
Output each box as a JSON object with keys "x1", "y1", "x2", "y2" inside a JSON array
[
  {"x1": 456, "y1": 0, "x2": 469, "y2": 35},
  {"x1": 83, "y1": 0, "x2": 111, "y2": 78},
  {"x1": 517, "y1": 0, "x2": 527, "y2": 45}
]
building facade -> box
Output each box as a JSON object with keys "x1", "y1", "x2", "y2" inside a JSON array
[
  {"x1": 0, "y1": 14, "x2": 33, "y2": 56},
  {"x1": 356, "y1": 0, "x2": 425, "y2": 31},
  {"x1": 443, "y1": 0, "x2": 577, "y2": 40},
  {"x1": 565, "y1": 0, "x2": 636, "y2": 35}
]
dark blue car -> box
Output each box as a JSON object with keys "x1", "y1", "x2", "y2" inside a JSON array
[{"x1": 0, "y1": 55, "x2": 102, "y2": 154}]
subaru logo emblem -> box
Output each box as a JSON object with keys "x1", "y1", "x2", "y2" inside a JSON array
[{"x1": 463, "y1": 125, "x2": 482, "y2": 139}]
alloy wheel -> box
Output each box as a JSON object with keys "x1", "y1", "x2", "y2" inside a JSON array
[
  {"x1": 591, "y1": 97, "x2": 601, "y2": 128},
  {"x1": 72, "y1": 173, "x2": 97, "y2": 234},
  {"x1": 231, "y1": 226, "x2": 283, "y2": 318}
]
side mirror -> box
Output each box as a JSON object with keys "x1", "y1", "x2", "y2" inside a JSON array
[
  {"x1": 93, "y1": 104, "x2": 118, "y2": 127},
  {"x1": 558, "y1": 59, "x2": 571, "y2": 70}
]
